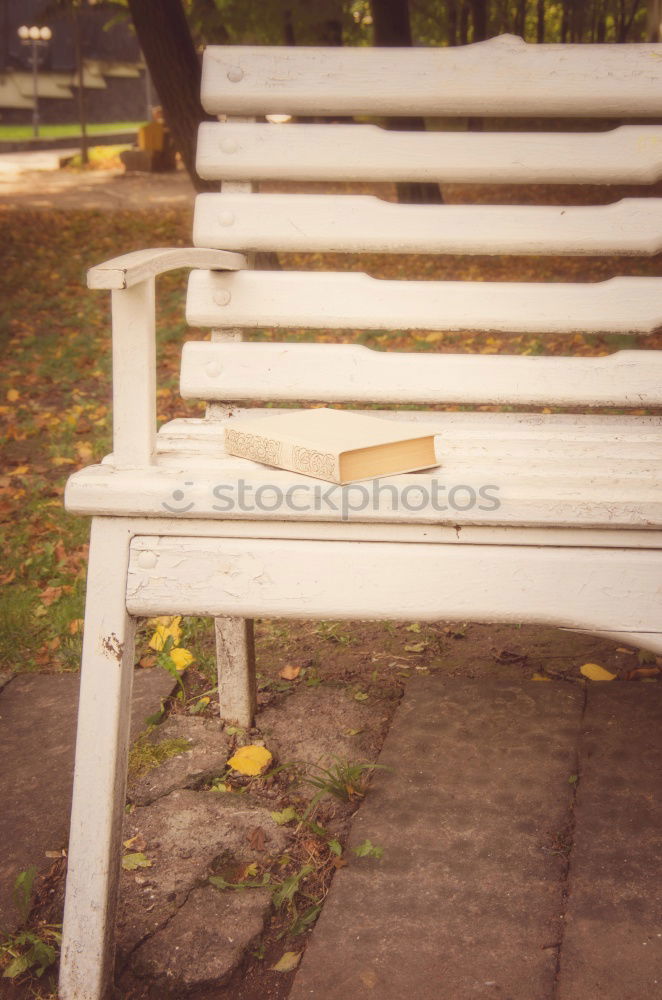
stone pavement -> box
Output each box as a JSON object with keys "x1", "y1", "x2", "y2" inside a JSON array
[
  {"x1": 290, "y1": 676, "x2": 662, "y2": 1000},
  {"x1": 0, "y1": 147, "x2": 194, "y2": 211},
  {"x1": 0, "y1": 668, "x2": 175, "y2": 934}
]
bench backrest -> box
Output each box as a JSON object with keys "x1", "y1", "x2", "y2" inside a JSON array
[{"x1": 182, "y1": 35, "x2": 662, "y2": 414}]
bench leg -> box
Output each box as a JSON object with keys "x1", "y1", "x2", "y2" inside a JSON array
[
  {"x1": 59, "y1": 519, "x2": 136, "y2": 1000},
  {"x1": 214, "y1": 617, "x2": 256, "y2": 727}
]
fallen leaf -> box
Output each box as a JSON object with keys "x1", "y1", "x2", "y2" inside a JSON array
[
  {"x1": 68, "y1": 618, "x2": 84, "y2": 635},
  {"x1": 123, "y1": 835, "x2": 146, "y2": 851},
  {"x1": 210, "y1": 780, "x2": 231, "y2": 793},
  {"x1": 169, "y1": 647, "x2": 194, "y2": 670},
  {"x1": 279, "y1": 664, "x2": 301, "y2": 680},
  {"x1": 248, "y1": 826, "x2": 267, "y2": 852},
  {"x1": 580, "y1": 663, "x2": 616, "y2": 682},
  {"x1": 189, "y1": 695, "x2": 210, "y2": 714},
  {"x1": 404, "y1": 642, "x2": 427, "y2": 653},
  {"x1": 227, "y1": 744, "x2": 273, "y2": 776},
  {"x1": 6, "y1": 389, "x2": 19, "y2": 402},
  {"x1": 531, "y1": 672, "x2": 552, "y2": 682},
  {"x1": 75, "y1": 441, "x2": 94, "y2": 463},
  {"x1": 149, "y1": 616, "x2": 182, "y2": 651},
  {"x1": 405, "y1": 623, "x2": 422, "y2": 633},
  {"x1": 625, "y1": 666, "x2": 661, "y2": 681},
  {"x1": 271, "y1": 806, "x2": 298, "y2": 825},
  {"x1": 139, "y1": 654, "x2": 156, "y2": 668},
  {"x1": 353, "y1": 839, "x2": 383, "y2": 859},
  {"x1": 122, "y1": 852, "x2": 152, "y2": 871},
  {"x1": 353, "y1": 691, "x2": 369, "y2": 701},
  {"x1": 270, "y1": 951, "x2": 301, "y2": 973},
  {"x1": 39, "y1": 585, "x2": 62, "y2": 607}
]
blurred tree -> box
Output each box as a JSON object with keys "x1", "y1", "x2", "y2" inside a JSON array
[
  {"x1": 370, "y1": 0, "x2": 443, "y2": 203},
  {"x1": 126, "y1": 0, "x2": 215, "y2": 190}
]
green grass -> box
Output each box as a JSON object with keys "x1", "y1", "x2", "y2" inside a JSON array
[{"x1": 0, "y1": 121, "x2": 145, "y2": 141}]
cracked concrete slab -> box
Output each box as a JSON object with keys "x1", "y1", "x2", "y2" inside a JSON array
[
  {"x1": 0, "y1": 668, "x2": 175, "y2": 934},
  {"x1": 128, "y1": 884, "x2": 271, "y2": 993},
  {"x1": 557, "y1": 685, "x2": 662, "y2": 1000},
  {"x1": 117, "y1": 789, "x2": 289, "y2": 968},
  {"x1": 290, "y1": 676, "x2": 584, "y2": 1000},
  {"x1": 127, "y1": 715, "x2": 232, "y2": 806}
]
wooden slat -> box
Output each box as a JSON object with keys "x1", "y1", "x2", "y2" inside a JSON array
[
  {"x1": 66, "y1": 456, "x2": 662, "y2": 529},
  {"x1": 193, "y1": 194, "x2": 662, "y2": 256},
  {"x1": 159, "y1": 413, "x2": 662, "y2": 454},
  {"x1": 126, "y1": 536, "x2": 662, "y2": 634},
  {"x1": 196, "y1": 123, "x2": 662, "y2": 185},
  {"x1": 201, "y1": 37, "x2": 662, "y2": 118},
  {"x1": 153, "y1": 414, "x2": 662, "y2": 476},
  {"x1": 186, "y1": 271, "x2": 662, "y2": 335},
  {"x1": 179, "y1": 342, "x2": 662, "y2": 408}
]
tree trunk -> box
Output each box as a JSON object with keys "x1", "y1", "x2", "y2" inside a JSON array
[
  {"x1": 370, "y1": 0, "x2": 443, "y2": 204},
  {"x1": 537, "y1": 0, "x2": 545, "y2": 41},
  {"x1": 126, "y1": 0, "x2": 215, "y2": 192},
  {"x1": 448, "y1": 0, "x2": 458, "y2": 45},
  {"x1": 471, "y1": 0, "x2": 488, "y2": 41},
  {"x1": 515, "y1": 0, "x2": 527, "y2": 38},
  {"x1": 616, "y1": 0, "x2": 643, "y2": 41}
]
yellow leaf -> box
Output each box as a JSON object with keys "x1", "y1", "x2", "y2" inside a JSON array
[
  {"x1": 75, "y1": 441, "x2": 94, "y2": 463},
  {"x1": 531, "y1": 673, "x2": 552, "y2": 682},
  {"x1": 170, "y1": 647, "x2": 194, "y2": 671},
  {"x1": 580, "y1": 663, "x2": 616, "y2": 682},
  {"x1": 6, "y1": 389, "x2": 19, "y2": 402},
  {"x1": 11, "y1": 465, "x2": 29, "y2": 476},
  {"x1": 149, "y1": 616, "x2": 182, "y2": 651},
  {"x1": 270, "y1": 951, "x2": 301, "y2": 973},
  {"x1": 227, "y1": 744, "x2": 273, "y2": 776},
  {"x1": 279, "y1": 663, "x2": 301, "y2": 680},
  {"x1": 52, "y1": 456, "x2": 75, "y2": 466}
]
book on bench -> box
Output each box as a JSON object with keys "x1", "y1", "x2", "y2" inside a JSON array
[{"x1": 223, "y1": 407, "x2": 439, "y2": 484}]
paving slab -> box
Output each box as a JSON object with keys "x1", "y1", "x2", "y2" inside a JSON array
[
  {"x1": 557, "y1": 685, "x2": 662, "y2": 1000},
  {"x1": 0, "y1": 668, "x2": 175, "y2": 932},
  {"x1": 290, "y1": 676, "x2": 584, "y2": 1000}
]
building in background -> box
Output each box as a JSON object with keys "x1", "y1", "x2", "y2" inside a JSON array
[{"x1": 0, "y1": 0, "x2": 149, "y2": 125}]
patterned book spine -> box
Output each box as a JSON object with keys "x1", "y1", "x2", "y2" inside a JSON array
[{"x1": 224, "y1": 428, "x2": 340, "y2": 483}]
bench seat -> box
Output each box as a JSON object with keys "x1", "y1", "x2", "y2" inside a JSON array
[{"x1": 65, "y1": 412, "x2": 662, "y2": 529}]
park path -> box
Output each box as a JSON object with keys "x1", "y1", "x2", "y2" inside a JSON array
[
  {"x1": 0, "y1": 149, "x2": 194, "y2": 211},
  {"x1": 290, "y1": 676, "x2": 662, "y2": 1000}
]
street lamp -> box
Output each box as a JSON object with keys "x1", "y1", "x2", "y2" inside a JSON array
[{"x1": 17, "y1": 25, "x2": 53, "y2": 138}]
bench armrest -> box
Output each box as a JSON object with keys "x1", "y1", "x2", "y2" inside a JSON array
[
  {"x1": 87, "y1": 247, "x2": 247, "y2": 290},
  {"x1": 91, "y1": 247, "x2": 246, "y2": 470}
]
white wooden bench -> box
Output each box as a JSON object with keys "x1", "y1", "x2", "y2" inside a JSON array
[{"x1": 59, "y1": 35, "x2": 662, "y2": 999}]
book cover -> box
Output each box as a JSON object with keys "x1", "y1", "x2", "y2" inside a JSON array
[{"x1": 224, "y1": 408, "x2": 440, "y2": 484}]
